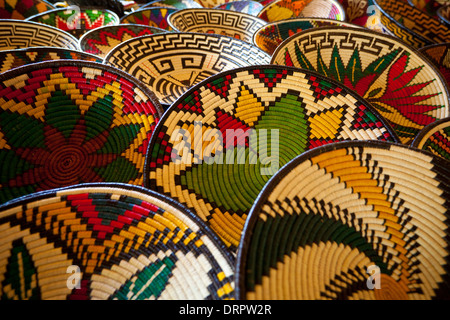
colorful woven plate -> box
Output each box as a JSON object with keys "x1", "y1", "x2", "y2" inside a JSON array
[
  {"x1": 236, "y1": 140, "x2": 450, "y2": 300},
  {"x1": 0, "y1": 182, "x2": 235, "y2": 300},
  {"x1": 143, "y1": 65, "x2": 400, "y2": 252},
  {"x1": 167, "y1": 8, "x2": 267, "y2": 43},
  {"x1": 79, "y1": 24, "x2": 168, "y2": 58},
  {"x1": 26, "y1": 7, "x2": 120, "y2": 38},
  {"x1": 252, "y1": 17, "x2": 362, "y2": 55},
  {"x1": 0, "y1": 0, "x2": 54, "y2": 20},
  {"x1": 0, "y1": 60, "x2": 163, "y2": 205},
  {"x1": 437, "y1": 4, "x2": 450, "y2": 27},
  {"x1": 257, "y1": 0, "x2": 346, "y2": 22},
  {"x1": 374, "y1": 0, "x2": 450, "y2": 49},
  {"x1": 140, "y1": 0, "x2": 203, "y2": 9},
  {"x1": 104, "y1": 32, "x2": 270, "y2": 109},
  {"x1": 0, "y1": 19, "x2": 79, "y2": 51},
  {"x1": 419, "y1": 42, "x2": 450, "y2": 87},
  {"x1": 0, "y1": 47, "x2": 102, "y2": 73},
  {"x1": 120, "y1": 7, "x2": 177, "y2": 30},
  {"x1": 214, "y1": 1, "x2": 264, "y2": 16},
  {"x1": 411, "y1": 117, "x2": 450, "y2": 161},
  {"x1": 271, "y1": 26, "x2": 450, "y2": 144}
]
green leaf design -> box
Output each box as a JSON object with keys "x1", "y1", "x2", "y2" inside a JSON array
[
  {"x1": 94, "y1": 156, "x2": 139, "y2": 182},
  {"x1": 44, "y1": 92, "x2": 80, "y2": 139},
  {"x1": 98, "y1": 124, "x2": 141, "y2": 155},
  {"x1": 84, "y1": 99, "x2": 114, "y2": 140},
  {"x1": 0, "y1": 112, "x2": 45, "y2": 149}
]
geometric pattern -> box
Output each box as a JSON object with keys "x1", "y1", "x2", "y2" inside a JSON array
[
  {"x1": 0, "y1": 0, "x2": 54, "y2": 20},
  {"x1": 144, "y1": 65, "x2": 400, "y2": 252},
  {"x1": 374, "y1": 0, "x2": 450, "y2": 49},
  {"x1": 0, "y1": 19, "x2": 79, "y2": 51},
  {"x1": 0, "y1": 60, "x2": 163, "y2": 205},
  {"x1": 257, "y1": 0, "x2": 346, "y2": 23},
  {"x1": 411, "y1": 117, "x2": 450, "y2": 161},
  {"x1": 419, "y1": 42, "x2": 450, "y2": 88},
  {"x1": 408, "y1": 0, "x2": 445, "y2": 19},
  {"x1": 120, "y1": 8, "x2": 178, "y2": 31},
  {"x1": 104, "y1": 32, "x2": 271, "y2": 108},
  {"x1": 236, "y1": 140, "x2": 450, "y2": 299},
  {"x1": 168, "y1": 8, "x2": 268, "y2": 43},
  {"x1": 0, "y1": 47, "x2": 102, "y2": 73},
  {"x1": 0, "y1": 183, "x2": 235, "y2": 300},
  {"x1": 338, "y1": 0, "x2": 393, "y2": 33},
  {"x1": 79, "y1": 24, "x2": 168, "y2": 58},
  {"x1": 271, "y1": 26, "x2": 450, "y2": 144}
]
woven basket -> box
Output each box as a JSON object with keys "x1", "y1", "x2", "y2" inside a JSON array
[
  {"x1": 192, "y1": 0, "x2": 234, "y2": 8},
  {"x1": 411, "y1": 117, "x2": 450, "y2": 161},
  {"x1": 144, "y1": 64, "x2": 400, "y2": 253},
  {"x1": 214, "y1": 1, "x2": 264, "y2": 16},
  {"x1": 0, "y1": 19, "x2": 79, "y2": 51},
  {"x1": 419, "y1": 42, "x2": 450, "y2": 88},
  {"x1": 437, "y1": 4, "x2": 450, "y2": 28},
  {"x1": 0, "y1": 183, "x2": 235, "y2": 300},
  {"x1": 79, "y1": 24, "x2": 168, "y2": 58},
  {"x1": 408, "y1": 0, "x2": 445, "y2": 18},
  {"x1": 167, "y1": 8, "x2": 267, "y2": 43},
  {"x1": 374, "y1": 0, "x2": 450, "y2": 49},
  {"x1": 252, "y1": 17, "x2": 363, "y2": 55},
  {"x1": 271, "y1": 26, "x2": 450, "y2": 145},
  {"x1": 104, "y1": 32, "x2": 271, "y2": 109},
  {"x1": 26, "y1": 6, "x2": 120, "y2": 38},
  {"x1": 0, "y1": 60, "x2": 163, "y2": 205},
  {"x1": 140, "y1": 0, "x2": 203, "y2": 9},
  {"x1": 257, "y1": 0, "x2": 345, "y2": 22},
  {"x1": 0, "y1": 47, "x2": 102, "y2": 73},
  {"x1": 0, "y1": 0, "x2": 54, "y2": 20},
  {"x1": 120, "y1": 7, "x2": 177, "y2": 30},
  {"x1": 236, "y1": 140, "x2": 450, "y2": 300}
]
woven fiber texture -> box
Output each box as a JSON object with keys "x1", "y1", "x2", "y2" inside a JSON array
[
  {"x1": 0, "y1": 183, "x2": 235, "y2": 300},
  {"x1": 104, "y1": 32, "x2": 271, "y2": 108},
  {"x1": 120, "y1": 7, "x2": 177, "y2": 30},
  {"x1": 79, "y1": 24, "x2": 168, "y2": 58},
  {"x1": 271, "y1": 26, "x2": 450, "y2": 145},
  {"x1": 419, "y1": 42, "x2": 450, "y2": 88},
  {"x1": 257, "y1": 0, "x2": 345, "y2": 22},
  {"x1": 141, "y1": 0, "x2": 203, "y2": 9},
  {"x1": 0, "y1": 19, "x2": 79, "y2": 51},
  {"x1": 236, "y1": 140, "x2": 450, "y2": 300},
  {"x1": 167, "y1": 8, "x2": 267, "y2": 43},
  {"x1": 0, "y1": 0, "x2": 54, "y2": 20},
  {"x1": 0, "y1": 47, "x2": 102, "y2": 73},
  {"x1": 253, "y1": 17, "x2": 363, "y2": 55},
  {"x1": 214, "y1": 1, "x2": 264, "y2": 16},
  {"x1": 0, "y1": 60, "x2": 163, "y2": 205},
  {"x1": 144, "y1": 65, "x2": 400, "y2": 252},
  {"x1": 412, "y1": 117, "x2": 450, "y2": 161}
]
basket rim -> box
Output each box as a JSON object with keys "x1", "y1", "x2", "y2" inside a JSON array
[
  {"x1": 411, "y1": 116, "x2": 450, "y2": 149},
  {"x1": 0, "y1": 46, "x2": 102, "y2": 62}
]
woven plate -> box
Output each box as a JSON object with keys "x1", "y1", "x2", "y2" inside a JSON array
[
  {"x1": 236, "y1": 140, "x2": 450, "y2": 300},
  {"x1": 257, "y1": 0, "x2": 346, "y2": 22},
  {"x1": 79, "y1": 24, "x2": 168, "y2": 58},
  {"x1": 253, "y1": 17, "x2": 362, "y2": 55},
  {"x1": 0, "y1": 182, "x2": 235, "y2": 300},
  {"x1": 144, "y1": 65, "x2": 400, "y2": 252},
  {"x1": 437, "y1": 4, "x2": 450, "y2": 27},
  {"x1": 167, "y1": 8, "x2": 267, "y2": 43},
  {"x1": 120, "y1": 7, "x2": 177, "y2": 30},
  {"x1": 214, "y1": 1, "x2": 264, "y2": 16},
  {"x1": 0, "y1": 0, "x2": 54, "y2": 20},
  {"x1": 0, "y1": 47, "x2": 102, "y2": 73},
  {"x1": 0, "y1": 19, "x2": 79, "y2": 51},
  {"x1": 271, "y1": 26, "x2": 450, "y2": 145},
  {"x1": 141, "y1": 0, "x2": 203, "y2": 9},
  {"x1": 0, "y1": 60, "x2": 163, "y2": 205},
  {"x1": 104, "y1": 32, "x2": 271, "y2": 109},
  {"x1": 26, "y1": 7, "x2": 120, "y2": 39},
  {"x1": 411, "y1": 117, "x2": 450, "y2": 161},
  {"x1": 374, "y1": 0, "x2": 450, "y2": 49},
  {"x1": 408, "y1": 0, "x2": 445, "y2": 18},
  {"x1": 419, "y1": 42, "x2": 450, "y2": 87}
]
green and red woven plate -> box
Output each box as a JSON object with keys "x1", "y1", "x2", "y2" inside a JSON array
[
  {"x1": 0, "y1": 0, "x2": 54, "y2": 20},
  {"x1": 412, "y1": 117, "x2": 450, "y2": 161},
  {"x1": 236, "y1": 140, "x2": 450, "y2": 300},
  {"x1": 0, "y1": 60, "x2": 163, "y2": 205},
  {"x1": 0, "y1": 183, "x2": 235, "y2": 300},
  {"x1": 120, "y1": 7, "x2": 177, "y2": 30},
  {"x1": 0, "y1": 47, "x2": 102, "y2": 73},
  {"x1": 271, "y1": 26, "x2": 450, "y2": 144},
  {"x1": 144, "y1": 65, "x2": 400, "y2": 252}
]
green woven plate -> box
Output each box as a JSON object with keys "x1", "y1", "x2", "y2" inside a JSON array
[
  {"x1": 0, "y1": 183, "x2": 235, "y2": 300},
  {"x1": 144, "y1": 65, "x2": 400, "y2": 252},
  {"x1": 237, "y1": 140, "x2": 450, "y2": 299}
]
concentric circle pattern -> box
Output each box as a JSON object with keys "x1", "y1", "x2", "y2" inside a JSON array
[
  {"x1": 104, "y1": 32, "x2": 271, "y2": 108},
  {"x1": 0, "y1": 183, "x2": 235, "y2": 300},
  {"x1": 412, "y1": 117, "x2": 450, "y2": 161},
  {"x1": 0, "y1": 60, "x2": 163, "y2": 205},
  {"x1": 144, "y1": 65, "x2": 400, "y2": 252},
  {"x1": 236, "y1": 140, "x2": 450, "y2": 300},
  {"x1": 0, "y1": 47, "x2": 102, "y2": 73},
  {"x1": 271, "y1": 26, "x2": 450, "y2": 144}
]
